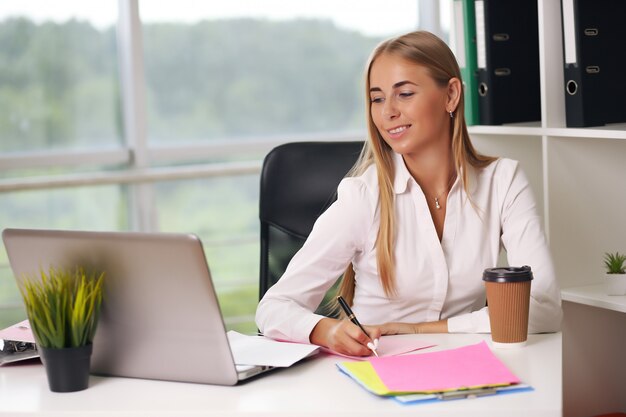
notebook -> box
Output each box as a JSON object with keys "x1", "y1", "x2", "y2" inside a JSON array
[{"x1": 2, "y1": 228, "x2": 318, "y2": 385}]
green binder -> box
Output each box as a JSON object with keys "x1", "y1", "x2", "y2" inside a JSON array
[{"x1": 452, "y1": 0, "x2": 480, "y2": 125}]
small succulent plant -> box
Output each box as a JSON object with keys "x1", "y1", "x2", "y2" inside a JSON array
[{"x1": 603, "y1": 252, "x2": 626, "y2": 274}]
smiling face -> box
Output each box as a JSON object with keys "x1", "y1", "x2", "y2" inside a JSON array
[{"x1": 368, "y1": 52, "x2": 452, "y2": 157}]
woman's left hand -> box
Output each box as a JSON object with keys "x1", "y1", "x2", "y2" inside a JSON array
[{"x1": 376, "y1": 319, "x2": 449, "y2": 335}]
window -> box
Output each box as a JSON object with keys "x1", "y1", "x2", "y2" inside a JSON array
[
  {"x1": 139, "y1": 1, "x2": 420, "y2": 145},
  {"x1": 0, "y1": 1, "x2": 123, "y2": 327},
  {"x1": 0, "y1": 1, "x2": 450, "y2": 332},
  {"x1": 0, "y1": 2, "x2": 121, "y2": 153}
]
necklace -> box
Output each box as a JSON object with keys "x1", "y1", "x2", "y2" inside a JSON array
[
  {"x1": 434, "y1": 196, "x2": 443, "y2": 210},
  {"x1": 431, "y1": 174, "x2": 456, "y2": 210}
]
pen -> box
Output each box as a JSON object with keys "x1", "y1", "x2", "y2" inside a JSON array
[{"x1": 336, "y1": 295, "x2": 379, "y2": 357}]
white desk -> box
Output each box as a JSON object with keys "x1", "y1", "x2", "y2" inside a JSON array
[{"x1": 0, "y1": 333, "x2": 562, "y2": 417}]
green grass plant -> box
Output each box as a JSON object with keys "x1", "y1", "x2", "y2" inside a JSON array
[
  {"x1": 603, "y1": 252, "x2": 626, "y2": 274},
  {"x1": 19, "y1": 267, "x2": 104, "y2": 349}
]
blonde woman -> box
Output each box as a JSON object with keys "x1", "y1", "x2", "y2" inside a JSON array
[{"x1": 256, "y1": 31, "x2": 562, "y2": 356}]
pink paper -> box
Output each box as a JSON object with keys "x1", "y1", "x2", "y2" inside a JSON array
[
  {"x1": 369, "y1": 341, "x2": 520, "y2": 392},
  {"x1": 0, "y1": 320, "x2": 36, "y2": 343},
  {"x1": 323, "y1": 335, "x2": 435, "y2": 360}
]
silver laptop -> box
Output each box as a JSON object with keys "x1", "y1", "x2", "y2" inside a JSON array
[{"x1": 2, "y1": 228, "x2": 274, "y2": 385}]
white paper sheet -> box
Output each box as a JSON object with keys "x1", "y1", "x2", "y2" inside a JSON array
[{"x1": 227, "y1": 331, "x2": 320, "y2": 367}]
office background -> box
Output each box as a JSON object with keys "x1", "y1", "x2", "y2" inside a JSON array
[
  {"x1": 1, "y1": 1, "x2": 625, "y2": 416},
  {"x1": 0, "y1": 0, "x2": 450, "y2": 333}
]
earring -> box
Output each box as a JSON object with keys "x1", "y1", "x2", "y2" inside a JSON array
[{"x1": 449, "y1": 110, "x2": 454, "y2": 119}]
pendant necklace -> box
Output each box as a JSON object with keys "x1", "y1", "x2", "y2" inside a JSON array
[
  {"x1": 432, "y1": 174, "x2": 456, "y2": 210},
  {"x1": 434, "y1": 195, "x2": 442, "y2": 210}
]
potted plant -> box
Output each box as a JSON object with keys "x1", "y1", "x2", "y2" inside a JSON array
[
  {"x1": 603, "y1": 252, "x2": 626, "y2": 296},
  {"x1": 19, "y1": 266, "x2": 104, "y2": 392}
]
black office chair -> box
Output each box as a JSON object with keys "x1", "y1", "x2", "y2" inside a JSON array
[{"x1": 259, "y1": 141, "x2": 363, "y2": 315}]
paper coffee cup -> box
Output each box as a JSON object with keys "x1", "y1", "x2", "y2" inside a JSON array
[{"x1": 483, "y1": 266, "x2": 533, "y2": 348}]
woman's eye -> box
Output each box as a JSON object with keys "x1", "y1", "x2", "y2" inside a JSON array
[
  {"x1": 398, "y1": 91, "x2": 414, "y2": 99},
  {"x1": 370, "y1": 97, "x2": 384, "y2": 104}
]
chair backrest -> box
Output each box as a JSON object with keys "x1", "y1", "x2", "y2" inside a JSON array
[{"x1": 259, "y1": 141, "x2": 363, "y2": 312}]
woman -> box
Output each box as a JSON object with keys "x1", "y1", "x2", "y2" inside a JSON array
[{"x1": 256, "y1": 31, "x2": 562, "y2": 356}]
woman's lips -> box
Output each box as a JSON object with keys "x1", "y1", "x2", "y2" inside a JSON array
[{"x1": 387, "y1": 124, "x2": 411, "y2": 139}]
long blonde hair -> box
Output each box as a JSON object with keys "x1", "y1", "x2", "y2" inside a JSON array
[{"x1": 336, "y1": 31, "x2": 497, "y2": 306}]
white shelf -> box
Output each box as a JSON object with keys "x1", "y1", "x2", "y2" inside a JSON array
[
  {"x1": 561, "y1": 284, "x2": 626, "y2": 314},
  {"x1": 468, "y1": 124, "x2": 544, "y2": 137},
  {"x1": 468, "y1": 125, "x2": 626, "y2": 140},
  {"x1": 545, "y1": 126, "x2": 626, "y2": 140}
]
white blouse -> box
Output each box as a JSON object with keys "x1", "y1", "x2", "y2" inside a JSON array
[{"x1": 256, "y1": 152, "x2": 562, "y2": 344}]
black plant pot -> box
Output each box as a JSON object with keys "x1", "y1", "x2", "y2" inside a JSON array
[{"x1": 39, "y1": 344, "x2": 93, "y2": 392}]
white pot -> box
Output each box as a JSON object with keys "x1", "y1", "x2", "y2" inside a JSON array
[{"x1": 605, "y1": 273, "x2": 626, "y2": 295}]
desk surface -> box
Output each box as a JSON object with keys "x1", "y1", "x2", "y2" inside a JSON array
[{"x1": 0, "y1": 333, "x2": 562, "y2": 417}]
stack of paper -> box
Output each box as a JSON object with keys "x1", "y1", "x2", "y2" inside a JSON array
[{"x1": 337, "y1": 341, "x2": 531, "y2": 404}]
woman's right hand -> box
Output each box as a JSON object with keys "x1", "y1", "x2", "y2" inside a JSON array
[{"x1": 309, "y1": 317, "x2": 380, "y2": 357}]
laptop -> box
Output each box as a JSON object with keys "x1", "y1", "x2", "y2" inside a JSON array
[{"x1": 2, "y1": 228, "x2": 282, "y2": 385}]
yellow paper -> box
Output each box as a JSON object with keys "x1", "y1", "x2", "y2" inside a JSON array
[{"x1": 340, "y1": 361, "x2": 391, "y2": 396}]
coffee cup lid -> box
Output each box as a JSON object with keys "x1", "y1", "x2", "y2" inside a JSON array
[{"x1": 482, "y1": 266, "x2": 533, "y2": 283}]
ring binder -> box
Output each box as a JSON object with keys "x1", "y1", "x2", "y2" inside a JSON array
[
  {"x1": 561, "y1": 0, "x2": 626, "y2": 127},
  {"x1": 474, "y1": 0, "x2": 541, "y2": 125},
  {"x1": 452, "y1": 0, "x2": 480, "y2": 126}
]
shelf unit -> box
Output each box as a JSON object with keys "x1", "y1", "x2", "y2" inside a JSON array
[
  {"x1": 464, "y1": 0, "x2": 626, "y2": 298},
  {"x1": 462, "y1": 2, "x2": 626, "y2": 416}
]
